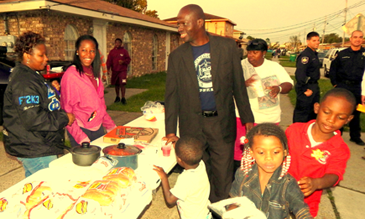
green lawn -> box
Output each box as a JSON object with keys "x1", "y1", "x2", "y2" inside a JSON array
[
  {"x1": 105, "y1": 68, "x2": 365, "y2": 132},
  {"x1": 279, "y1": 55, "x2": 296, "y2": 67},
  {"x1": 288, "y1": 76, "x2": 365, "y2": 131},
  {"x1": 265, "y1": 52, "x2": 272, "y2": 60},
  {"x1": 288, "y1": 76, "x2": 334, "y2": 106},
  {"x1": 107, "y1": 72, "x2": 166, "y2": 112}
]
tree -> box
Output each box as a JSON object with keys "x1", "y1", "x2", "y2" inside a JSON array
[
  {"x1": 290, "y1": 35, "x2": 301, "y2": 52},
  {"x1": 145, "y1": 10, "x2": 159, "y2": 19},
  {"x1": 103, "y1": 0, "x2": 159, "y2": 19},
  {"x1": 103, "y1": 0, "x2": 146, "y2": 13},
  {"x1": 265, "y1": 38, "x2": 271, "y2": 49},
  {"x1": 104, "y1": 0, "x2": 136, "y2": 9},
  {"x1": 322, "y1": 33, "x2": 342, "y2": 43},
  {"x1": 246, "y1": 36, "x2": 255, "y2": 40},
  {"x1": 134, "y1": 0, "x2": 147, "y2": 13}
]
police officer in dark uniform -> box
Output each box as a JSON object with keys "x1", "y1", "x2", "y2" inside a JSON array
[
  {"x1": 293, "y1": 32, "x2": 321, "y2": 123},
  {"x1": 329, "y1": 30, "x2": 365, "y2": 145}
]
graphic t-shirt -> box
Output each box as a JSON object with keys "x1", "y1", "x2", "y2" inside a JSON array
[
  {"x1": 237, "y1": 59, "x2": 293, "y2": 123},
  {"x1": 192, "y1": 42, "x2": 216, "y2": 111}
]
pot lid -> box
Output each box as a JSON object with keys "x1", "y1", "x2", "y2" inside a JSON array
[
  {"x1": 71, "y1": 142, "x2": 101, "y2": 155},
  {"x1": 103, "y1": 143, "x2": 142, "y2": 156}
]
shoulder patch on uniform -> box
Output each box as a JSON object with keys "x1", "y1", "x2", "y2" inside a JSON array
[{"x1": 301, "y1": 56, "x2": 309, "y2": 64}]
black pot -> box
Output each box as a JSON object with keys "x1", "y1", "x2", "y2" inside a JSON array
[
  {"x1": 69, "y1": 142, "x2": 101, "y2": 166},
  {"x1": 102, "y1": 143, "x2": 142, "y2": 170}
]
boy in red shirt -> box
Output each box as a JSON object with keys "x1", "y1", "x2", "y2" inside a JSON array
[{"x1": 286, "y1": 88, "x2": 355, "y2": 217}]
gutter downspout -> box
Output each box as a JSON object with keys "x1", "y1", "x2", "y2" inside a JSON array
[{"x1": 3, "y1": 13, "x2": 9, "y2": 35}]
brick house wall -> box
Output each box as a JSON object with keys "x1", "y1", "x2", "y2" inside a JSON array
[
  {"x1": 106, "y1": 23, "x2": 167, "y2": 77},
  {"x1": 0, "y1": 11, "x2": 91, "y2": 60},
  {"x1": 0, "y1": 10, "x2": 180, "y2": 77},
  {"x1": 170, "y1": 34, "x2": 181, "y2": 54}
]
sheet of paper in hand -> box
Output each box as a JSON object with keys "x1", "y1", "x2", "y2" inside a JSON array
[{"x1": 208, "y1": 196, "x2": 267, "y2": 219}]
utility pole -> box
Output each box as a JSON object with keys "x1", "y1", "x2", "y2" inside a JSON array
[
  {"x1": 357, "y1": 14, "x2": 362, "y2": 30},
  {"x1": 313, "y1": 23, "x2": 316, "y2": 31},
  {"x1": 304, "y1": 29, "x2": 306, "y2": 46},
  {"x1": 342, "y1": 0, "x2": 348, "y2": 47},
  {"x1": 322, "y1": 16, "x2": 327, "y2": 44}
]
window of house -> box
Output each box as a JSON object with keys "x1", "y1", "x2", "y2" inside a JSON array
[
  {"x1": 64, "y1": 24, "x2": 78, "y2": 61},
  {"x1": 152, "y1": 34, "x2": 158, "y2": 71},
  {"x1": 123, "y1": 32, "x2": 132, "y2": 76}
]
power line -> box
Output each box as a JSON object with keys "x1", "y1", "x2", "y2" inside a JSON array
[
  {"x1": 243, "y1": 0, "x2": 365, "y2": 43},
  {"x1": 238, "y1": 0, "x2": 365, "y2": 33},
  {"x1": 242, "y1": 12, "x2": 342, "y2": 36}
]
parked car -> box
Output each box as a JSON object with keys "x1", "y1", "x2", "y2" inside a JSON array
[
  {"x1": 317, "y1": 52, "x2": 326, "y2": 68},
  {"x1": 0, "y1": 46, "x2": 15, "y2": 125},
  {"x1": 323, "y1": 47, "x2": 347, "y2": 77},
  {"x1": 0, "y1": 46, "x2": 70, "y2": 125}
]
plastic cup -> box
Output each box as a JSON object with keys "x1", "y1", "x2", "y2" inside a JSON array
[
  {"x1": 357, "y1": 104, "x2": 365, "y2": 113},
  {"x1": 161, "y1": 145, "x2": 171, "y2": 157}
]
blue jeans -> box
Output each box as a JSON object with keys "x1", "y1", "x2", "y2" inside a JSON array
[{"x1": 17, "y1": 156, "x2": 57, "y2": 177}]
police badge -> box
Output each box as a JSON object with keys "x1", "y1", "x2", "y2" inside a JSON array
[{"x1": 301, "y1": 56, "x2": 309, "y2": 64}]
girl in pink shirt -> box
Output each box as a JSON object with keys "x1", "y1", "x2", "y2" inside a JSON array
[{"x1": 61, "y1": 35, "x2": 116, "y2": 146}]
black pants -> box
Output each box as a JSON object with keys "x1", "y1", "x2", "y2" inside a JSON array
[
  {"x1": 67, "y1": 126, "x2": 105, "y2": 147},
  {"x1": 337, "y1": 83, "x2": 362, "y2": 140},
  {"x1": 196, "y1": 116, "x2": 235, "y2": 203},
  {"x1": 293, "y1": 84, "x2": 320, "y2": 123}
]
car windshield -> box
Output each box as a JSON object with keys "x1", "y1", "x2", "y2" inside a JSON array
[
  {"x1": 324, "y1": 50, "x2": 332, "y2": 58},
  {"x1": 318, "y1": 52, "x2": 326, "y2": 58}
]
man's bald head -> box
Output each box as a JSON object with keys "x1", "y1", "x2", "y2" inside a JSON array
[
  {"x1": 177, "y1": 4, "x2": 208, "y2": 46},
  {"x1": 351, "y1": 30, "x2": 364, "y2": 37},
  {"x1": 180, "y1": 4, "x2": 205, "y2": 22}
]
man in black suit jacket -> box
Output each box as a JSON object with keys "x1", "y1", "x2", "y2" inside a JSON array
[{"x1": 164, "y1": 4, "x2": 254, "y2": 202}]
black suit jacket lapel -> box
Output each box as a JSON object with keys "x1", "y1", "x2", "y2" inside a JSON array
[{"x1": 181, "y1": 43, "x2": 199, "y2": 90}]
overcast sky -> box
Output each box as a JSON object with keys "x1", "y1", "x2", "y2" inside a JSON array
[{"x1": 148, "y1": 0, "x2": 365, "y2": 44}]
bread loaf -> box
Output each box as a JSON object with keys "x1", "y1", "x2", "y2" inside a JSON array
[
  {"x1": 102, "y1": 174, "x2": 130, "y2": 188},
  {"x1": 82, "y1": 191, "x2": 113, "y2": 206},
  {"x1": 105, "y1": 167, "x2": 136, "y2": 182},
  {"x1": 25, "y1": 182, "x2": 52, "y2": 208},
  {"x1": 81, "y1": 180, "x2": 121, "y2": 206}
]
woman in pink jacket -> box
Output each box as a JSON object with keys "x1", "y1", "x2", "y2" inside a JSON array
[{"x1": 61, "y1": 35, "x2": 116, "y2": 146}]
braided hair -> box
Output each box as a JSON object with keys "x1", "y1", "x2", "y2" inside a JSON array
[
  {"x1": 241, "y1": 123, "x2": 291, "y2": 179},
  {"x1": 246, "y1": 123, "x2": 288, "y2": 152}
]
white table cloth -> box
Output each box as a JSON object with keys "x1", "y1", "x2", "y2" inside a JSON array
[{"x1": 0, "y1": 115, "x2": 178, "y2": 219}]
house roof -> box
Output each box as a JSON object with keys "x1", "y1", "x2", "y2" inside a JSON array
[
  {"x1": 164, "y1": 13, "x2": 236, "y2": 26},
  {"x1": 0, "y1": 0, "x2": 177, "y2": 31}
]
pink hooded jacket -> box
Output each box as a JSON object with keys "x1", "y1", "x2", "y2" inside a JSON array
[{"x1": 61, "y1": 66, "x2": 116, "y2": 144}]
